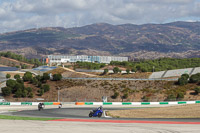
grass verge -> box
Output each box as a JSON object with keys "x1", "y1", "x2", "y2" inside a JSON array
[{"x1": 0, "y1": 115, "x2": 59, "y2": 121}]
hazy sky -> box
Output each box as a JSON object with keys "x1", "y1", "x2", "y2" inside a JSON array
[{"x1": 0, "y1": 0, "x2": 200, "y2": 33}]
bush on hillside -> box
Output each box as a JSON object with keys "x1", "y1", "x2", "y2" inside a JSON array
[
  {"x1": 103, "y1": 69, "x2": 109, "y2": 75},
  {"x1": 113, "y1": 67, "x2": 120, "y2": 74},
  {"x1": 14, "y1": 74, "x2": 20, "y2": 79},
  {"x1": 53, "y1": 74, "x2": 62, "y2": 81},
  {"x1": 126, "y1": 69, "x2": 130, "y2": 74},
  {"x1": 23, "y1": 72, "x2": 32, "y2": 82},
  {"x1": 41, "y1": 84, "x2": 50, "y2": 92},
  {"x1": 2, "y1": 87, "x2": 12, "y2": 96},
  {"x1": 178, "y1": 77, "x2": 188, "y2": 86},
  {"x1": 6, "y1": 79, "x2": 17, "y2": 89},
  {"x1": 194, "y1": 87, "x2": 200, "y2": 94},
  {"x1": 6, "y1": 74, "x2": 11, "y2": 79},
  {"x1": 111, "y1": 91, "x2": 119, "y2": 99}
]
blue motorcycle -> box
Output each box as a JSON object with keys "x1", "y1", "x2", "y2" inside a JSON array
[{"x1": 89, "y1": 106, "x2": 103, "y2": 118}]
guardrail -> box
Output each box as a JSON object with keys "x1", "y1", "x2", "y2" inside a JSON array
[{"x1": 75, "y1": 101, "x2": 200, "y2": 105}]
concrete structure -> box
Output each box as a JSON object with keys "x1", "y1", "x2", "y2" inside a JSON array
[{"x1": 47, "y1": 55, "x2": 128, "y2": 64}]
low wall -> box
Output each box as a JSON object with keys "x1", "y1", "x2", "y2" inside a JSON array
[{"x1": 0, "y1": 102, "x2": 61, "y2": 105}]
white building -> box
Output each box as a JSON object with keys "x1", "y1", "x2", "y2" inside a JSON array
[{"x1": 47, "y1": 55, "x2": 128, "y2": 64}]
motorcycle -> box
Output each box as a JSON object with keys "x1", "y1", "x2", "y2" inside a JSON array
[
  {"x1": 38, "y1": 103, "x2": 45, "y2": 111},
  {"x1": 89, "y1": 107, "x2": 103, "y2": 118}
]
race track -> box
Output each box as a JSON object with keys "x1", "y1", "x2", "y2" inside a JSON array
[{"x1": 7, "y1": 107, "x2": 200, "y2": 123}]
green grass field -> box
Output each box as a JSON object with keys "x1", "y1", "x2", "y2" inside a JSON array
[{"x1": 0, "y1": 115, "x2": 59, "y2": 121}]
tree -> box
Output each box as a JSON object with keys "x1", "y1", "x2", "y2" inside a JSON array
[
  {"x1": 41, "y1": 84, "x2": 50, "y2": 92},
  {"x1": 111, "y1": 92, "x2": 119, "y2": 99},
  {"x1": 2, "y1": 87, "x2": 12, "y2": 96},
  {"x1": 113, "y1": 67, "x2": 120, "y2": 74},
  {"x1": 15, "y1": 89, "x2": 23, "y2": 98},
  {"x1": 25, "y1": 87, "x2": 32, "y2": 93},
  {"x1": 122, "y1": 93, "x2": 129, "y2": 99},
  {"x1": 38, "y1": 89, "x2": 44, "y2": 96},
  {"x1": 194, "y1": 87, "x2": 200, "y2": 94},
  {"x1": 177, "y1": 92, "x2": 184, "y2": 100},
  {"x1": 16, "y1": 78, "x2": 24, "y2": 84},
  {"x1": 53, "y1": 74, "x2": 62, "y2": 81},
  {"x1": 14, "y1": 74, "x2": 20, "y2": 79},
  {"x1": 22, "y1": 89, "x2": 28, "y2": 98},
  {"x1": 178, "y1": 77, "x2": 188, "y2": 86},
  {"x1": 6, "y1": 79, "x2": 17, "y2": 89},
  {"x1": 42, "y1": 73, "x2": 50, "y2": 81},
  {"x1": 28, "y1": 92, "x2": 34, "y2": 98},
  {"x1": 6, "y1": 74, "x2": 11, "y2": 79},
  {"x1": 13, "y1": 82, "x2": 24, "y2": 93},
  {"x1": 103, "y1": 69, "x2": 109, "y2": 75},
  {"x1": 181, "y1": 74, "x2": 189, "y2": 79},
  {"x1": 23, "y1": 72, "x2": 32, "y2": 82},
  {"x1": 131, "y1": 67, "x2": 136, "y2": 72},
  {"x1": 126, "y1": 69, "x2": 130, "y2": 74}
]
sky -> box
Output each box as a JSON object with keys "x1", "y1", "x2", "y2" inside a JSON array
[{"x1": 0, "y1": 0, "x2": 200, "y2": 33}]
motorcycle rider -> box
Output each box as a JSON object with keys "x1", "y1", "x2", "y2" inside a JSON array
[
  {"x1": 58, "y1": 103, "x2": 62, "y2": 108},
  {"x1": 38, "y1": 102, "x2": 44, "y2": 110},
  {"x1": 93, "y1": 106, "x2": 103, "y2": 113}
]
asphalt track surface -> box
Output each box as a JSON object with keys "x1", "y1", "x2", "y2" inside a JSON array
[{"x1": 8, "y1": 107, "x2": 200, "y2": 123}]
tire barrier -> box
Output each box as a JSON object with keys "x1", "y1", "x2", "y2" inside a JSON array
[
  {"x1": 75, "y1": 101, "x2": 200, "y2": 105},
  {"x1": 0, "y1": 102, "x2": 61, "y2": 105}
]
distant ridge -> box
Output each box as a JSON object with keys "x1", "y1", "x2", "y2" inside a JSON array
[{"x1": 0, "y1": 21, "x2": 200, "y2": 59}]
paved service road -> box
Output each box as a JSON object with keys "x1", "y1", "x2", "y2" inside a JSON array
[{"x1": 0, "y1": 119, "x2": 200, "y2": 133}]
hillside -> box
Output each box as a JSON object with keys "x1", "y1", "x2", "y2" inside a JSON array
[
  {"x1": 0, "y1": 56, "x2": 33, "y2": 69},
  {"x1": 0, "y1": 21, "x2": 200, "y2": 59},
  {"x1": 4, "y1": 79, "x2": 200, "y2": 102}
]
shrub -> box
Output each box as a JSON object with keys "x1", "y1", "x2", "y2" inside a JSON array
[
  {"x1": 113, "y1": 67, "x2": 120, "y2": 74},
  {"x1": 13, "y1": 82, "x2": 24, "y2": 93},
  {"x1": 25, "y1": 87, "x2": 32, "y2": 93},
  {"x1": 131, "y1": 67, "x2": 136, "y2": 72},
  {"x1": 41, "y1": 73, "x2": 50, "y2": 82},
  {"x1": 53, "y1": 74, "x2": 62, "y2": 81},
  {"x1": 122, "y1": 93, "x2": 129, "y2": 99},
  {"x1": 103, "y1": 69, "x2": 109, "y2": 74},
  {"x1": 28, "y1": 92, "x2": 34, "y2": 98},
  {"x1": 178, "y1": 77, "x2": 188, "y2": 86},
  {"x1": 16, "y1": 78, "x2": 24, "y2": 84},
  {"x1": 6, "y1": 74, "x2": 11, "y2": 79},
  {"x1": 38, "y1": 89, "x2": 44, "y2": 96},
  {"x1": 14, "y1": 74, "x2": 20, "y2": 79},
  {"x1": 142, "y1": 95, "x2": 150, "y2": 102},
  {"x1": 37, "y1": 82, "x2": 42, "y2": 87},
  {"x1": 177, "y1": 92, "x2": 184, "y2": 99},
  {"x1": 23, "y1": 72, "x2": 32, "y2": 81},
  {"x1": 41, "y1": 84, "x2": 50, "y2": 92},
  {"x1": 6, "y1": 79, "x2": 17, "y2": 89},
  {"x1": 22, "y1": 89, "x2": 28, "y2": 98},
  {"x1": 15, "y1": 89, "x2": 23, "y2": 98},
  {"x1": 111, "y1": 92, "x2": 119, "y2": 99},
  {"x1": 194, "y1": 87, "x2": 200, "y2": 94},
  {"x1": 181, "y1": 74, "x2": 189, "y2": 79},
  {"x1": 126, "y1": 69, "x2": 130, "y2": 74},
  {"x1": 165, "y1": 94, "x2": 176, "y2": 101},
  {"x1": 2, "y1": 87, "x2": 12, "y2": 96}
]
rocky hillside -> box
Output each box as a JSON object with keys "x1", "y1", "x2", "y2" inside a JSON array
[{"x1": 0, "y1": 21, "x2": 200, "y2": 59}]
